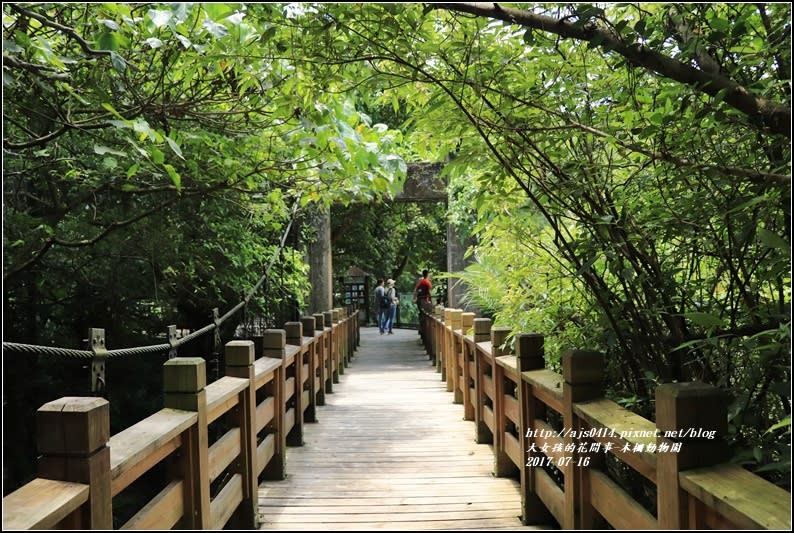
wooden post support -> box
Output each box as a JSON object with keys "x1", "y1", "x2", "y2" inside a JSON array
[
  {"x1": 285, "y1": 321, "x2": 309, "y2": 434},
  {"x1": 449, "y1": 309, "x2": 463, "y2": 400},
  {"x1": 162, "y1": 357, "x2": 211, "y2": 529},
  {"x1": 561, "y1": 350, "x2": 603, "y2": 530},
  {"x1": 515, "y1": 334, "x2": 552, "y2": 525},
  {"x1": 473, "y1": 318, "x2": 492, "y2": 444},
  {"x1": 264, "y1": 329, "x2": 300, "y2": 453},
  {"x1": 313, "y1": 313, "x2": 332, "y2": 394},
  {"x1": 441, "y1": 308, "x2": 452, "y2": 385},
  {"x1": 656, "y1": 382, "x2": 729, "y2": 529},
  {"x1": 301, "y1": 316, "x2": 324, "y2": 407},
  {"x1": 459, "y1": 312, "x2": 477, "y2": 421},
  {"x1": 331, "y1": 309, "x2": 344, "y2": 372},
  {"x1": 323, "y1": 311, "x2": 339, "y2": 384},
  {"x1": 461, "y1": 312, "x2": 475, "y2": 336},
  {"x1": 491, "y1": 326, "x2": 513, "y2": 477},
  {"x1": 224, "y1": 341, "x2": 258, "y2": 529},
  {"x1": 37, "y1": 397, "x2": 112, "y2": 529}
]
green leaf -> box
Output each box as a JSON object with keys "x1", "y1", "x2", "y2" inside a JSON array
[
  {"x1": 164, "y1": 164, "x2": 181, "y2": 191},
  {"x1": 100, "y1": 102, "x2": 124, "y2": 120},
  {"x1": 758, "y1": 228, "x2": 789, "y2": 250},
  {"x1": 205, "y1": 3, "x2": 236, "y2": 21},
  {"x1": 713, "y1": 87, "x2": 729, "y2": 106},
  {"x1": 166, "y1": 137, "x2": 184, "y2": 159},
  {"x1": 203, "y1": 19, "x2": 228, "y2": 39},
  {"x1": 93, "y1": 145, "x2": 126, "y2": 157},
  {"x1": 97, "y1": 19, "x2": 119, "y2": 31},
  {"x1": 102, "y1": 156, "x2": 118, "y2": 170},
  {"x1": 765, "y1": 416, "x2": 790, "y2": 434},
  {"x1": 95, "y1": 31, "x2": 119, "y2": 51},
  {"x1": 109, "y1": 51, "x2": 126, "y2": 72},
  {"x1": 176, "y1": 35, "x2": 192, "y2": 49},
  {"x1": 150, "y1": 147, "x2": 165, "y2": 164},
  {"x1": 126, "y1": 163, "x2": 139, "y2": 178},
  {"x1": 148, "y1": 9, "x2": 171, "y2": 28},
  {"x1": 727, "y1": 195, "x2": 767, "y2": 214},
  {"x1": 684, "y1": 312, "x2": 725, "y2": 328}
]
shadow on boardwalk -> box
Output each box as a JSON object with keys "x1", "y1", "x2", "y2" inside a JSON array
[{"x1": 258, "y1": 327, "x2": 547, "y2": 530}]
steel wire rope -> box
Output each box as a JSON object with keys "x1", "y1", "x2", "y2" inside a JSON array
[{"x1": 3, "y1": 197, "x2": 303, "y2": 358}]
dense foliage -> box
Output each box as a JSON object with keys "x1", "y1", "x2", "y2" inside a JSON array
[
  {"x1": 284, "y1": 3, "x2": 791, "y2": 484},
  {"x1": 3, "y1": 2, "x2": 790, "y2": 493},
  {"x1": 2, "y1": 2, "x2": 407, "y2": 492}
]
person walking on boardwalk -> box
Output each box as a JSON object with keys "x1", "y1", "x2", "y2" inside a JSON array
[
  {"x1": 413, "y1": 269, "x2": 432, "y2": 313},
  {"x1": 383, "y1": 278, "x2": 399, "y2": 334},
  {"x1": 373, "y1": 278, "x2": 388, "y2": 335}
]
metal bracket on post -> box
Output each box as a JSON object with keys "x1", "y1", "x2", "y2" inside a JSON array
[
  {"x1": 167, "y1": 325, "x2": 178, "y2": 359},
  {"x1": 89, "y1": 328, "x2": 108, "y2": 396},
  {"x1": 212, "y1": 308, "x2": 222, "y2": 382}
]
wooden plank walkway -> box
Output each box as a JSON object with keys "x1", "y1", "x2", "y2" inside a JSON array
[{"x1": 258, "y1": 327, "x2": 545, "y2": 531}]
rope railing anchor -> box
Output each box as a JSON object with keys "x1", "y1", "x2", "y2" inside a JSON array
[{"x1": 89, "y1": 328, "x2": 108, "y2": 397}]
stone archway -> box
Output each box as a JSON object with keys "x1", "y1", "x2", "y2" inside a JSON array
[
  {"x1": 307, "y1": 162, "x2": 475, "y2": 314},
  {"x1": 394, "y1": 162, "x2": 476, "y2": 310}
]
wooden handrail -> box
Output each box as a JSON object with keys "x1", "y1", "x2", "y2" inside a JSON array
[
  {"x1": 2, "y1": 308, "x2": 360, "y2": 531},
  {"x1": 420, "y1": 308, "x2": 791, "y2": 530},
  {"x1": 2, "y1": 479, "x2": 89, "y2": 530}
]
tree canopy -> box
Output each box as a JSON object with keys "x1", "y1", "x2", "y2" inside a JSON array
[{"x1": 3, "y1": 2, "x2": 790, "y2": 491}]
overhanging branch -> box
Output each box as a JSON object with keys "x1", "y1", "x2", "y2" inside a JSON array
[{"x1": 431, "y1": 3, "x2": 790, "y2": 138}]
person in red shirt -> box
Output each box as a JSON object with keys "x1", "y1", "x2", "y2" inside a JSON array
[{"x1": 414, "y1": 269, "x2": 432, "y2": 312}]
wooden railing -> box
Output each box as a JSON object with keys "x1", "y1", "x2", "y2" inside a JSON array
[
  {"x1": 422, "y1": 305, "x2": 791, "y2": 530},
  {"x1": 2, "y1": 307, "x2": 359, "y2": 530}
]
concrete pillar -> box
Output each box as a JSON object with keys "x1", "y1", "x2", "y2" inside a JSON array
[
  {"x1": 446, "y1": 223, "x2": 476, "y2": 310},
  {"x1": 307, "y1": 206, "x2": 332, "y2": 314}
]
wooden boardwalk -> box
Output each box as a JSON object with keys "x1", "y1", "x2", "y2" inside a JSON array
[{"x1": 258, "y1": 327, "x2": 544, "y2": 531}]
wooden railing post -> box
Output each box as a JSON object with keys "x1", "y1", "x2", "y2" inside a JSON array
[
  {"x1": 301, "y1": 315, "x2": 324, "y2": 407},
  {"x1": 473, "y1": 317, "x2": 492, "y2": 444},
  {"x1": 434, "y1": 306, "x2": 444, "y2": 371},
  {"x1": 263, "y1": 329, "x2": 297, "y2": 457},
  {"x1": 460, "y1": 312, "x2": 476, "y2": 420},
  {"x1": 656, "y1": 382, "x2": 729, "y2": 529},
  {"x1": 515, "y1": 334, "x2": 552, "y2": 525},
  {"x1": 449, "y1": 309, "x2": 463, "y2": 400},
  {"x1": 331, "y1": 309, "x2": 345, "y2": 373},
  {"x1": 163, "y1": 357, "x2": 211, "y2": 529},
  {"x1": 561, "y1": 350, "x2": 602, "y2": 530},
  {"x1": 461, "y1": 312, "x2": 475, "y2": 336},
  {"x1": 285, "y1": 321, "x2": 309, "y2": 435},
  {"x1": 491, "y1": 326, "x2": 513, "y2": 477},
  {"x1": 224, "y1": 341, "x2": 258, "y2": 528},
  {"x1": 324, "y1": 311, "x2": 338, "y2": 384},
  {"x1": 313, "y1": 313, "x2": 332, "y2": 394},
  {"x1": 36, "y1": 397, "x2": 112, "y2": 529}
]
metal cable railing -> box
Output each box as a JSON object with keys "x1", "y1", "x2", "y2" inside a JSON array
[{"x1": 3, "y1": 198, "x2": 303, "y2": 391}]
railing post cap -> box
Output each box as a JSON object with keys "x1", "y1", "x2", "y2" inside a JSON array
[
  {"x1": 225, "y1": 340, "x2": 255, "y2": 366},
  {"x1": 561, "y1": 350, "x2": 602, "y2": 384},
  {"x1": 656, "y1": 381, "x2": 728, "y2": 434},
  {"x1": 284, "y1": 321, "x2": 303, "y2": 338},
  {"x1": 491, "y1": 325, "x2": 511, "y2": 335},
  {"x1": 516, "y1": 334, "x2": 545, "y2": 366},
  {"x1": 473, "y1": 318, "x2": 492, "y2": 334},
  {"x1": 312, "y1": 313, "x2": 325, "y2": 328},
  {"x1": 37, "y1": 397, "x2": 109, "y2": 455},
  {"x1": 163, "y1": 357, "x2": 207, "y2": 392},
  {"x1": 262, "y1": 329, "x2": 286, "y2": 347},
  {"x1": 300, "y1": 316, "x2": 317, "y2": 331}
]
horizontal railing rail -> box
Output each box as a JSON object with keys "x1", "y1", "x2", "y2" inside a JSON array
[
  {"x1": 421, "y1": 305, "x2": 790, "y2": 530},
  {"x1": 2, "y1": 307, "x2": 360, "y2": 530}
]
